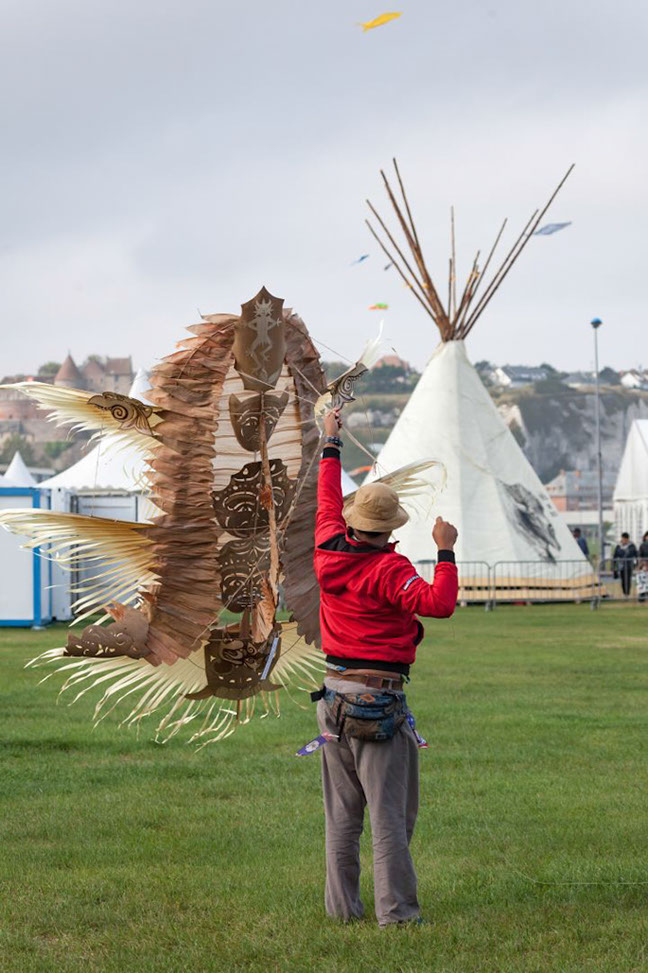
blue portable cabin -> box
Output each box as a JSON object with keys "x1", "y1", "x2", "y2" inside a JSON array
[{"x1": 0, "y1": 486, "x2": 52, "y2": 627}]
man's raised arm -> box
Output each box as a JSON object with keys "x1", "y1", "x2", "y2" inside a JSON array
[{"x1": 316, "y1": 408, "x2": 346, "y2": 546}]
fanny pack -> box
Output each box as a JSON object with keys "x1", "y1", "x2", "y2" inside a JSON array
[{"x1": 317, "y1": 686, "x2": 407, "y2": 742}]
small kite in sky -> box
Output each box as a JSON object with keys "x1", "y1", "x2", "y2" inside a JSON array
[
  {"x1": 534, "y1": 221, "x2": 572, "y2": 236},
  {"x1": 384, "y1": 261, "x2": 393, "y2": 270},
  {"x1": 351, "y1": 254, "x2": 370, "y2": 265},
  {"x1": 358, "y1": 12, "x2": 403, "y2": 31},
  {"x1": 369, "y1": 302, "x2": 389, "y2": 310}
]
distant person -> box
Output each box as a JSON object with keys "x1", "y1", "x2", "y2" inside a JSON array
[
  {"x1": 572, "y1": 528, "x2": 589, "y2": 557},
  {"x1": 612, "y1": 532, "x2": 637, "y2": 597},
  {"x1": 636, "y1": 559, "x2": 648, "y2": 603},
  {"x1": 637, "y1": 532, "x2": 648, "y2": 603},
  {"x1": 639, "y1": 531, "x2": 648, "y2": 561}
]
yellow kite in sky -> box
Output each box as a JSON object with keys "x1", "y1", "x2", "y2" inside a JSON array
[{"x1": 358, "y1": 11, "x2": 403, "y2": 31}]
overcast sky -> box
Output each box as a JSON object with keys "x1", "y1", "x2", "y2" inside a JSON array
[{"x1": 1, "y1": 0, "x2": 646, "y2": 376}]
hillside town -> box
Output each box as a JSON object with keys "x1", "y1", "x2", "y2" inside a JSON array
[{"x1": 2, "y1": 349, "x2": 645, "y2": 562}]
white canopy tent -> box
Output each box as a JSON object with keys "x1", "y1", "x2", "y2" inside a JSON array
[
  {"x1": 341, "y1": 469, "x2": 357, "y2": 496},
  {"x1": 3, "y1": 451, "x2": 37, "y2": 487},
  {"x1": 37, "y1": 369, "x2": 156, "y2": 619},
  {"x1": 613, "y1": 419, "x2": 648, "y2": 544}
]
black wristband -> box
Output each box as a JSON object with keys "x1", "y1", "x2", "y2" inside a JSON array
[
  {"x1": 437, "y1": 549, "x2": 456, "y2": 563},
  {"x1": 322, "y1": 446, "x2": 341, "y2": 459}
]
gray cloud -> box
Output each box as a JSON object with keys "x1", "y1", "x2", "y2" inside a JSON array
[{"x1": 1, "y1": 0, "x2": 646, "y2": 374}]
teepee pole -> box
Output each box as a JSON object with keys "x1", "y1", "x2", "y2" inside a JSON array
[
  {"x1": 454, "y1": 251, "x2": 480, "y2": 338},
  {"x1": 462, "y1": 209, "x2": 539, "y2": 336},
  {"x1": 450, "y1": 206, "x2": 458, "y2": 324},
  {"x1": 463, "y1": 164, "x2": 574, "y2": 335},
  {"x1": 364, "y1": 218, "x2": 437, "y2": 323},
  {"x1": 455, "y1": 218, "x2": 507, "y2": 336},
  {"x1": 365, "y1": 200, "x2": 434, "y2": 310},
  {"x1": 378, "y1": 172, "x2": 450, "y2": 330},
  {"x1": 392, "y1": 158, "x2": 422, "y2": 252}
]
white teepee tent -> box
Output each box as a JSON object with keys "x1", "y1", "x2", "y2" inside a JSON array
[
  {"x1": 613, "y1": 419, "x2": 648, "y2": 543},
  {"x1": 363, "y1": 161, "x2": 590, "y2": 594},
  {"x1": 4, "y1": 451, "x2": 37, "y2": 487}
]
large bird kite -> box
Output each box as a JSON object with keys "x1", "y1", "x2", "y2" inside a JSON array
[{"x1": 0, "y1": 288, "x2": 434, "y2": 747}]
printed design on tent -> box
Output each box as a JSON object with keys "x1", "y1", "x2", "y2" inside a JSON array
[
  {"x1": 497, "y1": 481, "x2": 560, "y2": 562},
  {"x1": 0, "y1": 286, "x2": 435, "y2": 746}
]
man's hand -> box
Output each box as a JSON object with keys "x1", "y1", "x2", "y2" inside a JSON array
[
  {"x1": 323, "y1": 407, "x2": 342, "y2": 439},
  {"x1": 433, "y1": 516, "x2": 458, "y2": 550}
]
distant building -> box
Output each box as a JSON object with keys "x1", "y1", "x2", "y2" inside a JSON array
[
  {"x1": 620, "y1": 369, "x2": 648, "y2": 391},
  {"x1": 55, "y1": 354, "x2": 85, "y2": 389},
  {"x1": 374, "y1": 354, "x2": 412, "y2": 372},
  {"x1": 564, "y1": 371, "x2": 594, "y2": 388},
  {"x1": 488, "y1": 364, "x2": 551, "y2": 388},
  {"x1": 53, "y1": 354, "x2": 135, "y2": 394},
  {"x1": 545, "y1": 469, "x2": 617, "y2": 511},
  {"x1": 0, "y1": 353, "x2": 135, "y2": 447}
]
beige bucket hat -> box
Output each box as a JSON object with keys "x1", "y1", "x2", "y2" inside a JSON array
[{"x1": 343, "y1": 482, "x2": 409, "y2": 533}]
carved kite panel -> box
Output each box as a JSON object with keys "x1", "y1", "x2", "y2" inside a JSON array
[
  {"x1": 211, "y1": 459, "x2": 296, "y2": 537},
  {"x1": 217, "y1": 536, "x2": 272, "y2": 612},
  {"x1": 87, "y1": 391, "x2": 154, "y2": 436},
  {"x1": 233, "y1": 286, "x2": 286, "y2": 391},
  {"x1": 185, "y1": 627, "x2": 282, "y2": 700},
  {"x1": 229, "y1": 391, "x2": 289, "y2": 452}
]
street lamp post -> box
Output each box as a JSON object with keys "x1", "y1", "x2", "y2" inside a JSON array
[{"x1": 591, "y1": 318, "x2": 604, "y2": 577}]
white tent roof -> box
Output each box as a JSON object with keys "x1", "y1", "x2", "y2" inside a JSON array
[
  {"x1": 3, "y1": 451, "x2": 37, "y2": 487},
  {"x1": 38, "y1": 437, "x2": 147, "y2": 492},
  {"x1": 365, "y1": 340, "x2": 588, "y2": 567},
  {"x1": 341, "y1": 469, "x2": 357, "y2": 496},
  {"x1": 129, "y1": 367, "x2": 152, "y2": 405},
  {"x1": 613, "y1": 420, "x2": 648, "y2": 502}
]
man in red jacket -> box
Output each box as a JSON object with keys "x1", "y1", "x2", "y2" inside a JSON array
[{"x1": 314, "y1": 408, "x2": 458, "y2": 927}]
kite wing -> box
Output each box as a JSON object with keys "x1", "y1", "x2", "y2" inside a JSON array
[
  {"x1": 358, "y1": 12, "x2": 403, "y2": 30},
  {"x1": 0, "y1": 382, "x2": 161, "y2": 455},
  {"x1": 534, "y1": 221, "x2": 572, "y2": 236},
  {"x1": 0, "y1": 289, "x2": 330, "y2": 747}
]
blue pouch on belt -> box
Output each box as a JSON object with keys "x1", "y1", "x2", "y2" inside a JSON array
[{"x1": 323, "y1": 686, "x2": 407, "y2": 742}]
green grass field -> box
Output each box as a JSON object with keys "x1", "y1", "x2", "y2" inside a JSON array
[{"x1": 1, "y1": 604, "x2": 647, "y2": 972}]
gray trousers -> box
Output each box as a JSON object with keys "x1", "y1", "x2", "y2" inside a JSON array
[{"x1": 317, "y1": 677, "x2": 420, "y2": 926}]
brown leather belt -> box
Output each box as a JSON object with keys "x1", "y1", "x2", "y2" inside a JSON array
[{"x1": 325, "y1": 668, "x2": 404, "y2": 690}]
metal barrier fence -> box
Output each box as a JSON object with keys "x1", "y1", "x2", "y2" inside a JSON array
[
  {"x1": 599, "y1": 557, "x2": 648, "y2": 603},
  {"x1": 491, "y1": 560, "x2": 599, "y2": 605},
  {"x1": 416, "y1": 560, "x2": 494, "y2": 606},
  {"x1": 414, "y1": 559, "x2": 602, "y2": 606}
]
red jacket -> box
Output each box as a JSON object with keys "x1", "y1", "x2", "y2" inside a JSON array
[{"x1": 314, "y1": 450, "x2": 458, "y2": 669}]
